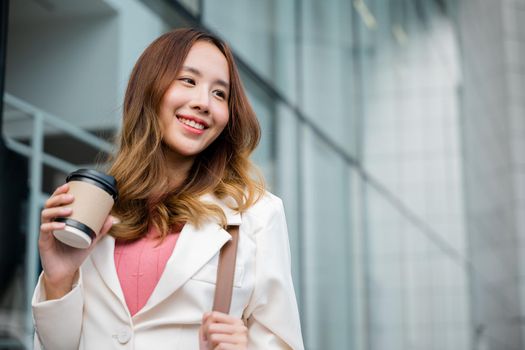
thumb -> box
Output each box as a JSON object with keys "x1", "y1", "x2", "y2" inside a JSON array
[
  {"x1": 198, "y1": 324, "x2": 208, "y2": 350},
  {"x1": 95, "y1": 215, "x2": 117, "y2": 242}
]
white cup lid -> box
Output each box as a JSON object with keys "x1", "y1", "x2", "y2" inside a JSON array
[{"x1": 53, "y1": 226, "x2": 92, "y2": 249}]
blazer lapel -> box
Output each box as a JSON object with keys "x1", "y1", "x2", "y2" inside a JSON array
[
  {"x1": 139, "y1": 194, "x2": 242, "y2": 315},
  {"x1": 138, "y1": 220, "x2": 230, "y2": 315},
  {"x1": 89, "y1": 194, "x2": 242, "y2": 317},
  {"x1": 89, "y1": 234, "x2": 127, "y2": 306},
  {"x1": 88, "y1": 222, "x2": 231, "y2": 317}
]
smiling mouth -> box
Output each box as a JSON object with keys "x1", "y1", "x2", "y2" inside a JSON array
[{"x1": 176, "y1": 116, "x2": 208, "y2": 130}]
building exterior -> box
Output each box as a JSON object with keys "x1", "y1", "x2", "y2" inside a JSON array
[{"x1": 0, "y1": 0, "x2": 524, "y2": 349}]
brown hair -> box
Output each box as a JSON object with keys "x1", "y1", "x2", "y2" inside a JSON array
[{"x1": 108, "y1": 28, "x2": 264, "y2": 241}]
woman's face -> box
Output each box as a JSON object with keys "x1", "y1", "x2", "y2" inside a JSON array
[{"x1": 159, "y1": 40, "x2": 230, "y2": 164}]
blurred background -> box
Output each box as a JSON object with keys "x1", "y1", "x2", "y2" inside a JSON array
[{"x1": 1, "y1": 0, "x2": 524, "y2": 349}]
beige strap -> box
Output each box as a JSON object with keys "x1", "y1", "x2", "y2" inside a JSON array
[{"x1": 212, "y1": 225, "x2": 239, "y2": 314}]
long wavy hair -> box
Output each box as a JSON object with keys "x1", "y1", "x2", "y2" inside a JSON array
[{"x1": 107, "y1": 28, "x2": 264, "y2": 241}]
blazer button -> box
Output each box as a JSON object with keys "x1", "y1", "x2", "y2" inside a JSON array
[{"x1": 117, "y1": 326, "x2": 132, "y2": 344}]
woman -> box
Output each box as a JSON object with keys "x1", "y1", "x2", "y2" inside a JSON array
[{"x1": 32, "y1": 28, "x2": 304, "y2": 350}]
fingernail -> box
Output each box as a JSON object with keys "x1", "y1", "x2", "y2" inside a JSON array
[{"x1": 111, "y1": 217, "x2": 120, "y2": 225}]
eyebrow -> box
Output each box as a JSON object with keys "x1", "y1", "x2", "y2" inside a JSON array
[{"x1": 181, "y1": 66, "x2": 230, "y2": 89}]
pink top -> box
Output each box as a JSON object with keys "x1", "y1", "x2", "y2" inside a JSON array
[{"x1": 114, "y1": 226, "x2": 182, "y2": 316}]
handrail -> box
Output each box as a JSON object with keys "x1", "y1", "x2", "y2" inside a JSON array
[
  {"x1": 2, "y1": 93, "x2": 115, "y2": 349},
  {"x1": 5, "y1": 138, "x2": 77, "y2": 174},
  {"x1": 4, "y1": 93, "x2": 114, "y2": 154}
]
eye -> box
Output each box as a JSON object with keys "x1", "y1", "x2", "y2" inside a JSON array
[
  {"x1": 213, "y1": 89, "x2": 227, "y2": 100},
  {"x1": 179, "y1": 77, "x2": 195, "y2": 85}
]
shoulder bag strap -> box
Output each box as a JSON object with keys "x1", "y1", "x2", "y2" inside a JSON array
[{"x1": 212, "y1": 225, "x2": 239, "y2": 314}]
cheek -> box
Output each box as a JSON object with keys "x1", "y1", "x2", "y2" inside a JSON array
[
  {"x1": 210, "y1": 103, "x2": 229, "y2": 132},
  {"x1": 218, "y1": 107, "x2": 230, "y2": 129},
  {"x1": 159, "y1": 110, "x2": 174, "y2": 132},
  {"x1": 161, "y1": 90, "x2": 185, "y2": 112},
  {"x1": 159, "y1": 100, "x2": 174, "y2": 123}
]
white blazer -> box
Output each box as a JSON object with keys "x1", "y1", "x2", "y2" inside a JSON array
[{"x1": 32, "y1": 192, "x2": 304, "y2": 350}]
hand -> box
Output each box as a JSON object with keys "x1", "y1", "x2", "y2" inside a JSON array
[
  {"x1": 199, "y1": 311, "x2": 248, "y2": 350},
  {"x1": 39, "y1": 183, "x2": 115, "y2": 300}
]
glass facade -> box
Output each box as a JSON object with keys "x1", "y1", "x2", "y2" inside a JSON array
[
  {"x1": 203, "y1": 0, "x2": 472, "y2": 348},
  {"x1": 1, "y1": 0, "x2": 524, "y2": 349}
]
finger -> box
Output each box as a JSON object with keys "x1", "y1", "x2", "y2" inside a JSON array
[
  {"x1": 40, "y1": 221, "x2": 66, "y2": 235},
  {"x1": 46, "y1": 183, "x2": 70, "y2": 206},
  {"x1": 207, "y1": 312, "x2": 244, "y2": 326},
  {"x1": 209, "y1": 333, "x2": 240, "y2": 345},
  {"x1": 44, "y1": 193, "x2": 74, "y2": 209},
  {"x1": 199, "y1": 324, "x2": 205, "y2": 341},
  {"x1": 41, "y1": 207, "x2": 73, "y2": 223},
  {"x1": 213, "y1": 343, "x2": 239, "y2": 350},
  {"x1": 199, "y1": 324, "x2": 210, "y2": 346},
  {"x1": 202, "y1": 311, "x2": 212, "y2": 324},
  {"x1": 51, "y1": 183, "x2": 69, "y2": 196},
  {"x1": 207, "y1": 323, "x2": 239, "y2": 335},
  {"x1": 201, "y1": 311, "x2": 213, "y2": 340},
  {"x1": 38, "y1": 223, "x2": 65, "y2": 247}
]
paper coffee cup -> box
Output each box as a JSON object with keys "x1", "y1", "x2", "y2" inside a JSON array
[{"x1": 53, "y1": 169, "x2": 118, "y2": 249}]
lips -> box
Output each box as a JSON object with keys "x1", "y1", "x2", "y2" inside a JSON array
[{"x1": 176, "y1": 114, "x2": 209, "y2": 131}]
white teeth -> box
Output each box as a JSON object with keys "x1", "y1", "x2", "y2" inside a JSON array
[{"x1": 178, "y1": 117, "x2": 205, "y2": 130}]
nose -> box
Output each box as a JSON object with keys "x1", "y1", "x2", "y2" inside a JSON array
[{"x1": 189, "y1": 86, "x2": 210, "y2": 114}]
